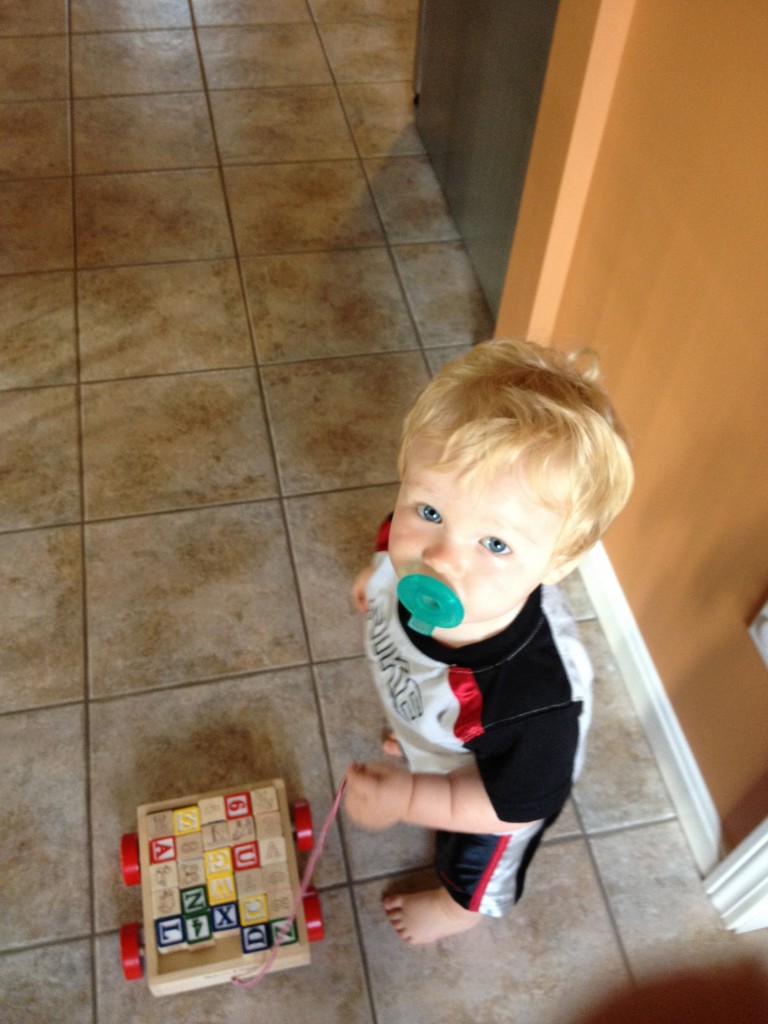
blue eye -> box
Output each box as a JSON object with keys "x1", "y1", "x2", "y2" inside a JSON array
[
  {"x1": 482, "y1": 536, "x2": 511, "y2": 556},
  {"x1": 417, "y1": 504, "x2": 442, "y2": 523}
]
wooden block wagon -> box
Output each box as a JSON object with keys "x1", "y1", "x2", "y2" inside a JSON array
[{"x1": 118, "y1": 778, "x2": 323, "y2": 996}]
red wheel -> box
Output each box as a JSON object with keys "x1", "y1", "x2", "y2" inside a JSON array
[
  {"x1": 302, "y1": 887, "x2": 324, "y2": 943},
  {"x1": 292, "y1": 799, "x2": 314, "y2": 852},
  {"x1": 120, "y1": 922, "x2": 144, "y2": 980},
  {"x1": 120, "y1": 832, "x2": 141, "y2": 886}
]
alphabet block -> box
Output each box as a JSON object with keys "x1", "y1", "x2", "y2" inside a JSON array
[
  {"x1": 152, "y1": 887, "x2": 181, "y2": 920},
  {"x1": 255, "y1": 810, "x2": 283, "y2": 840},
  {"x1": 175, "y1": 832, "x2": 204, "y2": 861},
  {"x1": 270, "y1": 918, "x2": 297, "y2": 946},
  {"x1": 235, "y1": 867, "x2": 265, "y2": 899},
  {"x1": 180, "y1": 885, "x2": 208, "y2": 917},
  {"x1": 204, "y1": 847, "x2": 232, "y2": 878},
  {"x1": 258, "y1": 836, "x2": 286, "y2": 865},
  {"x1": 207, "y1": 872, "x2": 237, "y2": 906},
  {"x1": 229, "y1": 816, "x2": 256, "y2": 844},
  {"x1": 177, "y1": 858, "x2": 205, "y2": 888},
  {"x1": 149, "y1": 835, "x2": 177, "y2": 864},
  {"x1": 146, "y1": 810, "x2": 175, "y2": 840},
  {"x1": 239, "y1": 893, "x2": 269, "y2": 926},
  {"x1": 267, "y1": 889, "x2": 294, "y2": 920},
  {"x1": 251, "y1": 786, "x2": 279, "y2": 814},
  {"x1": 197, "y1": 795, "x2": 226, "y2": 824},
  {"x1": 148, "y1": 861, "x2": 178, "y2": 891},
  {"x1": 173, "y1": 806, "x2": 201, "y2": 835},
  {"x1": 241, "y1": 923, "x2": 272, "y2": 954},
  {"x1": 155, "y1": 915, "x2": 185, "y2": 949},
  {"x1": 232, "y1": 841, "x2": 260, "y2": 871},
  {"x1": 211, "y1": 902, "x2": 239, "y2": 934}
]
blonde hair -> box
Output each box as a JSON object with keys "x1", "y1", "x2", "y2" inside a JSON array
[{"x1": 399, "y1": 339, "x2": 634, "y2": 561}]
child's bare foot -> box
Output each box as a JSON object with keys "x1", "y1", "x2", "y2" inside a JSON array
[
  {"x1": 382, "y1": 888, "x2": 481, "y2": 944},
  {"x1": 381, "y1": 729, "x2": 404, "y2": 759}
]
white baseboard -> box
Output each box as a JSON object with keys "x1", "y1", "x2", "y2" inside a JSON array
[
  {"x1": 705, "y1": 818, "x2": 768, "y2": 933},
  {"x1": 578, "y1": 543, "x2": 723, "y2": 875}
]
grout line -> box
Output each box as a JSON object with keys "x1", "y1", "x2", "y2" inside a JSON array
[{"x1": 65, "y1": 3, "x2": 98, "y2": 1019}]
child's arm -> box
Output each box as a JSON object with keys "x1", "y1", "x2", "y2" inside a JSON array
[
  {"x1": 351, "y1": 565, "x2": 375, "y2": 613},
  {"x1": 345, "y1": 760, "x2": 534, "y2": 834}
]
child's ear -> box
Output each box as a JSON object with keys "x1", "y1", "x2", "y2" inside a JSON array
[{"x1": 542, "y1": 555, "x2": 581, "y2": 586}]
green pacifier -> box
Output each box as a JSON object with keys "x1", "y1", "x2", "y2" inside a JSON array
[{"x1": 397, "y1": 574, "x2": 464, "y2": 636}]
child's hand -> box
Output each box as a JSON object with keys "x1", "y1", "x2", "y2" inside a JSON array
[
  {"x1": 351, "y1": 565, "x2": 375, "y2": 613},
  {"x1": 344, "y1": 761, "x2": 414, "y2": 831}
]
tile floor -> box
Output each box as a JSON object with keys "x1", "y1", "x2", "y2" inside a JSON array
[{"x1": 1, "y1": 1, "x2": 766, "y2": 1021}]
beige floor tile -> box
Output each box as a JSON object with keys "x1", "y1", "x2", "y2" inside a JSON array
[
  {"x1": 72, "y1": 30, "x2": 202, "y2": 97},
  {"x1": 393, "y1": 241, "x2": 494, "y2": 346},
  {"x1": 311, "y1": 0, "x2": 418, "y2": 18},
  {"x1": 285, "y1": 485, "x2": 398, "y2": 661},
  {"x1": 0, "y1": 526, "x2": 84, "y2": 713},
  {"x1": 262, "y1": 352, "x2": 428, "y2": 494},
  {"x1": 85, "y1": 504, "x2": 307, "y2": 697},
  {"x1": 0, "y1": 0, "x2": 68, "y2": 35},
  {"x1": 0, "y1": 385, "x2": 80, "y2": 530},
  {"x1": 0, "y1": 706, "x2": 90, "y2": 948},
  {"x1": 339, "y1": 81, "x2": 424, "y2": 157},
  {"x1": 0, "y1": 178, "x2": 73, "y2": 274},
  {"x1": 96, "y1": 889, "x2": 372, "y2": 1022},
  {"x1": 0, "y1": 100, "x2": 70, "y2": 178},
  {"x1": 0, "y1": 940, "x2": 92, "y2": 1024},
  {"x1": 242, "y1": 249, "x2": 417, "y2": 363},
  {"x1": 90, "y1": 668, "x2": 344, "y2": 932},
  {"x1": 82, "y1": 369, "x2": 277, "y2": 519},
  {"x1": 0, "y1": 272, "x2": 76, "y2": 388},
  {"x1": 590, "y1": 820, "x2": 768, "y2": 978},
  {"x1": 366, "y1": 157, "x2": 460, "y2": 244},
  {"x1": 0, "y1": 36, "x2": 69, "y2": 100},
  {"x1": 423, "y1": 342, "x2": 471, "y2": 375},
  {"x1": 75, "y1": 169, "x2": 232, "y2": 268},
  {"x1": 225, "y1": 161, "x2": 383, "y2": 255},
  {"x1": 355, "y1": 840, "x2": 629, "y2": 1024},
  {"x1": 192, "y1": 0, "x2": 311, "y2": 25},
  {"x1": 317, "y1": 20, "x2": 416, "y2": 82},
  {"x1": 573, "y1": 620, "x2": 676, "y2": 831},
  {"x1": 198, "y1": 24, "x2": 331, "y2": 89},
  {"x1": 211, "y1": 85, "x2": 355, "y2": 164},
  {"x1": 72, "y1": 0, "x2": 192, "y2": 31},
  {"x1": 77, "y1": 260, "x2": 252, "y2": 380},
  {"x1": 315, "y1": 657, "x2": 436, "y2": 880},
  {"x1": 560, "y1": 567, "x2": 599, "y2": 621},
  {"x1": 74, "y1": 93, "x2": 216, "y2": 174}
]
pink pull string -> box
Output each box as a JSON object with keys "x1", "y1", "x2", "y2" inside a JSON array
[{"x1": 232, "y1": 776, "x2": 347, "y2": 989}]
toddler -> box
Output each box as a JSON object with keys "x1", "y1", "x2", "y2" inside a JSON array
[{"x1": 345, "y1": 338, "x2": 633, "y2": 945}]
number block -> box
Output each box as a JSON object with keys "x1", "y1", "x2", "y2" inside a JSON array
[{"x1": 224, "y1": 792, "x2": 252, "y2": 820}]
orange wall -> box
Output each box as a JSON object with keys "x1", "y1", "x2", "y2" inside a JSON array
[{"x1": 498, "y1": 0, "x2": 768, "y2": 851}]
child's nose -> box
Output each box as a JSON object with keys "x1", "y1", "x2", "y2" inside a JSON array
[{"x1": 423, "y1": 538, "x2": 465, "y2": 579}]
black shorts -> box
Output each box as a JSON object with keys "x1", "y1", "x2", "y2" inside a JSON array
[{"x1": 434, "y1": 816, "x2": 551, "y2": 917}]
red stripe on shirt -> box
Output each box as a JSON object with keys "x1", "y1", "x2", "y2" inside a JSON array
[
  {"x1": 449, "y1": 666, "x2": 485, "y2": 743},
  {"x1": 376, "y1": 515, "x2": 392, "y2": 552},
  {"x1": 469, "y1": 835, "x2": 512, "y2": 912}
]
